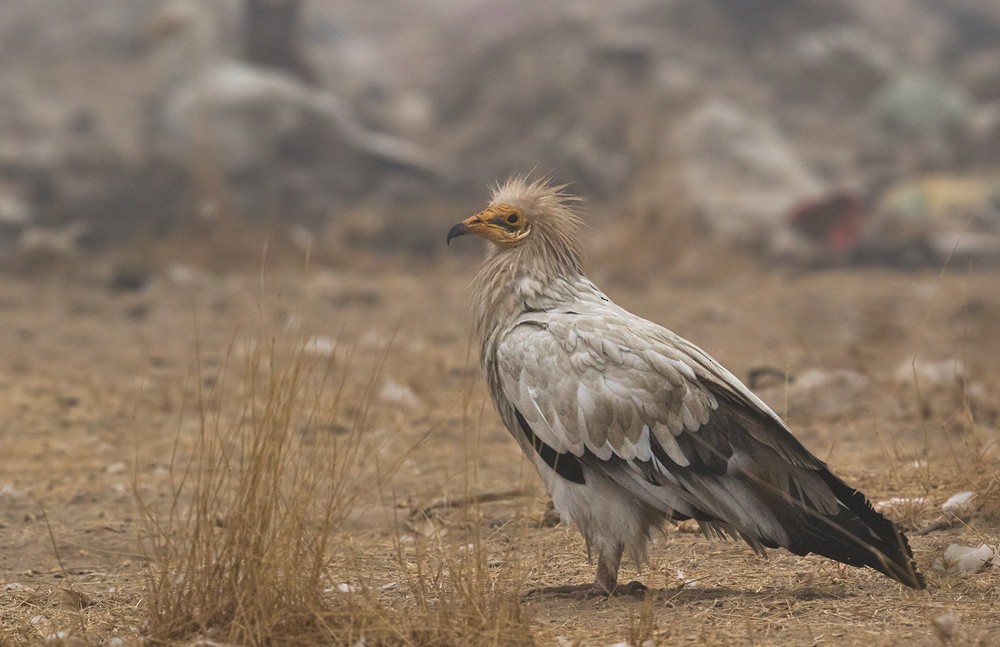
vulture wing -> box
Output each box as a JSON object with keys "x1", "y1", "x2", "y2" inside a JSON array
[{"x1": 496, "y1": 309, "x2": 924, "y2": 589}]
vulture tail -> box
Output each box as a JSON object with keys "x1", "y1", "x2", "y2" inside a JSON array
[
  {"x1": 698, "y1": 390, "x2": 925, "y2": 589},
  {"x1": 781, "y1": 469, "x2": 926, "y2": 589}
]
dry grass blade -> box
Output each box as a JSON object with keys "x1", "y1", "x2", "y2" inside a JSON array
[{"x1": 381, "y1": 508, "x2": 535, "y2": 647}]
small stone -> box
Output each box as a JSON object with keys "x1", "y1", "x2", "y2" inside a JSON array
[
  {"x1": 58, "y1": 587, "x2": 95, "y2": 609},
  {"x1": 166, "y1": 264, "x2": 198, "y2": 285},
  {"x1": 933, "y1": 544, "x2": 997, "y2": 575},
  {"x1": 932, "y1": 609, "x2": 960, "y2": 642},
  {"x1": 676, "y1": 569, "x2": 699, "y2": 587},
  {"x1": 107, "y1": 265, "x2": 149, "y2": 293}
]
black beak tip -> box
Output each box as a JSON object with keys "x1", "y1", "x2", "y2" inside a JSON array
[{"x1": 446, "y1": 222, "x2": 468, "y2": 246}]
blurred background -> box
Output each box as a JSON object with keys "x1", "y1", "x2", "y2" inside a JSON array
[
  {"x1": 2, "y1": 0, "x2": 1000, "y2": 270},
  {"x1": 2, "y1": 7, "x2": 999, "y2": 640}
]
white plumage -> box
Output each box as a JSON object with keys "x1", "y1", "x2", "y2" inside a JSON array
[{"x1": 448, "y1": 176, "x2": 924, "y2": 595}]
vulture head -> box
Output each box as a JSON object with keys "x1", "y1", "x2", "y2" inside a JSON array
[{"x1": 447, "y1": 176, "x2": 585, "y2": 274}]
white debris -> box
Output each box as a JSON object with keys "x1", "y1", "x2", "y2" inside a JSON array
[
  {"x1": 0, "y1": 193, "x2": 30, "y2": 225},
  {"x1": 165, "y1": 263, "x2": 199, "y2": 285},
  {"x1": 303, "y1": 336, "x2": 337, "y2": 356},
  {"x1": 942, "y1": 491, "x2": 977, "y2": 515},
  {"x1": 932, "y1": 609, "x2": 960, "y2": 643},
  {"x1": 279, "y1": 313, "x2": 302, "y2": 331},
  {"x1": 676, "y1": 569, "x2": 700, "y2": 587},
  {"x1": 336, "y1": 582, "x2": 356, "y2": 594},
  {"x1": 188, "y1": 637, "x2": 234, "y2": 647},
  {"x1": 288, "y1": 224, "x2": 314, "y2": 251},
  {"x1": 377, "y1": 378, "x2": 422, "y2": 410},
  {"x1": 44, "y1": 631, "x2": 75, "y2": 645},
  {"x1": 876, "y1": 496, "x2": 927, "y2": 510},
  {"x1": 18, "y1": 221, "x2": 88, "y2": 258},
  {"x1": 933, "y1": 543, "x2": 997, "y2": 575},
  {"x1": 893, "y1": 358, "x2": 965, "y2": 388},
  {"x1": 0, "y1": 483, "x2": 18, "y2": 498},
  {"x1": 105, "y1": 462, "x2": 127, "y2": 475},
  {"x1": 31, "y1": 616, "x2": 84, "y2": 646}
]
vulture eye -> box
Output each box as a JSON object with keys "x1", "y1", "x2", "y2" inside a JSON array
[{"x1": 506, "y1": 214, "x2": 519, "y2": 224}]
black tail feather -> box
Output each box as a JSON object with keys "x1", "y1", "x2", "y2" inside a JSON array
[
  {"x1": 700, "y1": 388, "x2": 926, "y2": 589},
  {"x1": 788, "y1": 469, "x2": 925, "y2": 589}
]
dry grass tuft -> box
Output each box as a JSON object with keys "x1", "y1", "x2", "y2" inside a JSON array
[
  {"x1": 135, "y1": 333, "x2": 533, "y2": 645},
  {"x1": 136, "y1": 336, "x2": 370, "y2": 643}
]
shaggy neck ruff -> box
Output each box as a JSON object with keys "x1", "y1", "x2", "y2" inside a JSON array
[{"x1": 471, "y1": 178, "x2": 588, "y2": 350}]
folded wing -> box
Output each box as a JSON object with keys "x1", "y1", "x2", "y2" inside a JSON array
[{"x1": 496, "y1": 312, "x2": 924, "y2": 589}]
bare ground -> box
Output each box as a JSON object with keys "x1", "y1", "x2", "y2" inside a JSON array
[{"x1": 1, "y1": 230, "x2": 998, "y2": 645}]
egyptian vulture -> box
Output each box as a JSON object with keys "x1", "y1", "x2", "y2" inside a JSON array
[{"x1": 448, "y1": 177, "x2": 924, "y2": 595}]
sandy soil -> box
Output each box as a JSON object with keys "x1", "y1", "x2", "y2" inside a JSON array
[{"x1": 1, "y1": 231, "x2": 998, "y2": 645}]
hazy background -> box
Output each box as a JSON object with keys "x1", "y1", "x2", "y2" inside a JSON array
[
  {"x1": 2, "y1": 5, "x2": 999, "y2": 643},
  {"x1": 1, "y1": 0, "x2": 999, "y2": 267}
]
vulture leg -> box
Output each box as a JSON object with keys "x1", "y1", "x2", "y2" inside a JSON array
[
  {"x1": 596, "y1": 549, "x2": 647, "y2": 596},
  {"x1": 594, "y1": 548, "x2": 621, "y2": 593},
  {"x1": 521, "y1": 548, "x2": 646, "y2": 599}
]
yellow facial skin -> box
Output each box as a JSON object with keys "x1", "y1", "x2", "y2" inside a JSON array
[{"x1": 447, "y1": 204, "x2": 531, "y2": 246}]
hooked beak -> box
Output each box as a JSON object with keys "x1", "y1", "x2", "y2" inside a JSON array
[
  {"x1": 446, "y1": 213, "x2": 489, "y2": 246},
  {"x1": 446, "y1": 222, "x2": 468, "y2": 246}
]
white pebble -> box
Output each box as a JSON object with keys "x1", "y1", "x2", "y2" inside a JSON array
[
  {"x1": 932, "y1": 609, "x2": 960, "y2": 641},
  {"x1": 105, "y1": 462, "x2": 127, "y2": 475},
  {"x1": 933, "y1": 544, "x2": 997, "y2": 575}
]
